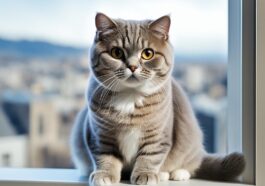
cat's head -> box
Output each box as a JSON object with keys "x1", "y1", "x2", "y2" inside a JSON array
[{"x1": 90, "y1": 13, "x2": 173, "y2": 94}]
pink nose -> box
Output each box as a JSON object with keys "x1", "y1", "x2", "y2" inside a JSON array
[{"x1": 128, "y1": 65, "x2": 137, "y2": 72}]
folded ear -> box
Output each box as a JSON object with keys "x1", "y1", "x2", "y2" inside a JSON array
[
  {"x1": 95, "y1": 13, "x2": 117, "y2": 31},
  {"x1": 149, "y1": 15, "x2": 171, "y2": 40}
]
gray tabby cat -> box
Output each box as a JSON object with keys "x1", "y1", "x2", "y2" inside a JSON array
[{"x1": 71, "y1": 13, "x2": 245, "y2": 186}]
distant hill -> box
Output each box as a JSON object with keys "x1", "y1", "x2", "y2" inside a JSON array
[
  {"x1": 0, "y1": 38, "x2": 87, "y2": 59},
  {"x1": 0, "y1": 38, "x2": 226, "y2": 63}
]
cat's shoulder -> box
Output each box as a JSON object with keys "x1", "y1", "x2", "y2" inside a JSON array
[{"x1": 171, "y1": 78, "x2": 186, "y2": 92}]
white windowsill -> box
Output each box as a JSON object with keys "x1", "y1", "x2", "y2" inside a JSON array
[{"x1": 0, "y1": 168, "x2": 254, "y2": 186}]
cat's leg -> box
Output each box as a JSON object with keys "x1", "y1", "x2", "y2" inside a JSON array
[
  {"x1": 168, "y1": 149, "x2": 203, "y2": 181},
  {"x1": 166, "y1": 138, "x2": 203, "y2": 181},
  {"x1": 181, "y1": 148, "x2": 204, "y2": 178},
  {"x1": 159, "y1": 172, "x2": 170, "y2": 181},
  {"x1": 70, "y1": 107, "x2": 94, "y2": 177},
  {"x1": 162, "y1": 155, "x2": 192, "y2": 181},
  {"x1": 130, "y1": 142, "x2": 171, "y2": 185},
  {"x1": 169, "y1": 153, "x2": 202, "y2": 181},
  {"x1": 167, "y1": 146, "x2": 204, "y2": 181},
  {"x1": 89, "y1": 154, "x2": 123, "y2": 186},
  {"x1": 167, "y1": 79, "x2": 205, "y2": 181}
]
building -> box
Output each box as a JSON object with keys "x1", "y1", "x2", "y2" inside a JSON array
[
  {"x1": 0, "y1": 106, "x2": 29, "y2": 167},
  {"x1": 0, "y1": 135, "x2": 28, "y2": 167},
  {"x1": 29, "y1": 97, "x2": 77, "y2": 168},
  {"x1": 192, "y1": 94, "x2": 227, "y2": 154},
  {"x1": 0, "y1": 91, "x2": 80, "y2": 168}
]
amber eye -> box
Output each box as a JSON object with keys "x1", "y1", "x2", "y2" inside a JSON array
[
  {"x1": 141, "y1": 48, "x2": 155, "y2": 60},
  {"x1": 110, "y1": 47, "x2": 124, "y2": 59}
]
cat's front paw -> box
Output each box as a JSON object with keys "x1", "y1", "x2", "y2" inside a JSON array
[
  {"x1": 131, "y1": 171, "x2": 159, "y2": 185},
  {"x1": 89, "y1": 170, "x2": 120, "y2": 186}
]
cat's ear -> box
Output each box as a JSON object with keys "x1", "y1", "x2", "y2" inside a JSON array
[
  {"x1": 95, "y1": 13, "x2": 117, "y2": 31},
  {"x1": 149, "y1": 15, "x2": 171, "y2": 40}
]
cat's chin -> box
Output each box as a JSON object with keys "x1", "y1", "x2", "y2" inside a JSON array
[
  {"x1": 117, "y1": 77, "x2": 143, "y2": 89},
  {"x1": 126, "y1": 76, "x2": 140, "y2": 83},
  {"x1": 121, "y1": 81, "x2": 143, "y2": 89}
]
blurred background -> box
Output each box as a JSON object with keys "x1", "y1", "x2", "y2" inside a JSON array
[{"x1": 0, "y1": 0, "x2": 228, "y2": 168}]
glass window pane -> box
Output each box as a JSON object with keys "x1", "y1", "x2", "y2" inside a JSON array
[{"x1": 0, "y1": 0, "x2": 233, "y2": 169}]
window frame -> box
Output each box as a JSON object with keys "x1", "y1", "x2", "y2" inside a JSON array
[
  {"x1": 255, "y1": 0, "x2": 265, "y2": 185},
  {"x1": 229, "y1": 0, "x2": 265, "y2": 185},
  {"x1": 241, "y1": 0, "x2": 256, "y2": 184},
  {"x1": 228, "y1": 0, "x2": 256, "y2": 184}
]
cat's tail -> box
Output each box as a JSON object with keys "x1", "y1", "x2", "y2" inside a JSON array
[{"x1": 195, "y1": 152, "x2": 246, "y2": 181}]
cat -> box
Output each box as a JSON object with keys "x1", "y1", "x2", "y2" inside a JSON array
[{"x1": 70, "y1": 13, "x2": 245, "y2": 186}]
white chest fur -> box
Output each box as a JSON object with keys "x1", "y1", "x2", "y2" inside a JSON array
[
  {"x1": 111, "y1": 92, "x2": 144, "y2": 114},
  {"x1": 118, "y1": 129, "x2": 141, "y2": 163}
]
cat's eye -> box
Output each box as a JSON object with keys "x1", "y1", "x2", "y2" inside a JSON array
[
  {"x1": 141, "y1": 48, "x2": 155, "y2": 60},
  {"x1": 110, "y1": 47, "x2": 124, "y2": 59}
]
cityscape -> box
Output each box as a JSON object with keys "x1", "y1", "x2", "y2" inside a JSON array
[{"x1": 0, "y1": 38, "x2": 228, "y2": 168}]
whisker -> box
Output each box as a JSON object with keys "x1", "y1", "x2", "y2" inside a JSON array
[
  {"x1": 106, "y1": 81, "x2": 120, "y2": 115},
  {"x1": 88, "y1": 75, "x2": 116, "y2": 104},
  {"x1": 96, "y1": 76, "x2": 118, "y2": 111}
]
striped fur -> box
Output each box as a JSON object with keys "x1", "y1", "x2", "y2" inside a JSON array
[{"x1": 70, "y1": 13, "x2": 245, "y2": 186}]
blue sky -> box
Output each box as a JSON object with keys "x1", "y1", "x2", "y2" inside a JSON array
[{"x1": 0, "y1": 0, "x2": 227, "y2": 57}]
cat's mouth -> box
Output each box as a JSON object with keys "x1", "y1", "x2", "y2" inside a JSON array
[{"x1": 126, "y1": 74, "x2": 140, "y2": 82}]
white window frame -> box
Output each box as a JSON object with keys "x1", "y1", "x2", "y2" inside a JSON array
[
  {"x1": 0, "y1": 0, "x2": 264, "y2": 185},
  {"x1": 241, "y1": 0, "x2": 256, "y2": 184},
  {"x1": 255, "y1": 0, "x2": 265, "y2": 185},
  {"x1": 228, "y1": 0, "x2": 256, "y2": 184},
  {"x1": 229, "y1": 0, "x2": 265, "y2": 185}
]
